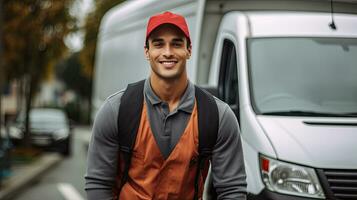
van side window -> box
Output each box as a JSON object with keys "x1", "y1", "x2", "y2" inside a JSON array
[{"x1": 218, "y1": 39, "x2": 240, "y2": 123}]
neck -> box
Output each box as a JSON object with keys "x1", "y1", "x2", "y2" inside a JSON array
[{"x1": 150, "y1": 74, "x2": 188, "y2": 112}]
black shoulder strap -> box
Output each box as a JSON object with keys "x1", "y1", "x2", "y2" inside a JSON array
[
  {"x1": 117, "y1": 79, "x2": 145, "y2": 194},
  {"x1": 195, "y1": 86, "x2": 219, "y2": 158},
  {"x1": 194, "y1": 86, "x2": 219, "y2": 200}
]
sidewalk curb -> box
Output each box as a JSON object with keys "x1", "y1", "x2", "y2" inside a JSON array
[{"x1": 0, "y1": 153, "x2": 63, "y2": 200}]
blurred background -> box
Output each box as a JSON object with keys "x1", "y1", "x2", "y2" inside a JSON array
[
  {"x1": 0, "y1": 0, "x2": 125, "y2": 199},
  {"x1": 1, "y1": 0, "x2": 357, "y2": 199}
]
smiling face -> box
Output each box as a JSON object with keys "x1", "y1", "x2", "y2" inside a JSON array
[{"x1": 145, "y1": 24, "x2": 191, "y2": 81}]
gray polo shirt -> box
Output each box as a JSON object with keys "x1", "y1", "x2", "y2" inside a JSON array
[{"x1": 85, "y1": 79, "x2": 247, "y2": 200}]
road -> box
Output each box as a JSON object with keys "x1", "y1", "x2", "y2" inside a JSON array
[{"x1": 13, "y1": 126, "x2": 92, "y2": 200}]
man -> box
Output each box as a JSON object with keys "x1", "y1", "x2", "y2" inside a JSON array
[{"x1": 85, "y1": 11, "x2": 246, "y2": 200}]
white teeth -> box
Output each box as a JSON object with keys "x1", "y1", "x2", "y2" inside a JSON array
[{"x1": 161, "y1": 61, "x2": 176, "y2": 68}]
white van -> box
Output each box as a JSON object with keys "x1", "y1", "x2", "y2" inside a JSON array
[{"x1": 93, "y1": 0, "x2": 357, "y2": 199}]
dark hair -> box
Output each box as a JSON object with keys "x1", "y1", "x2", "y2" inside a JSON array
[{"x1": 145, "y1": 38, "x2": 191, "y2": 49}]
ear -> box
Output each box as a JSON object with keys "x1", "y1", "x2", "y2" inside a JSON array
[
  {"x1": 144, "y1": 46, "x2": 150, "y2": 60},
  {"x1": 187, "y1": 46, "x2": 192, "y2": 59}
]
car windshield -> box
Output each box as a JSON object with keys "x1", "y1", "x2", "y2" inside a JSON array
[
  {"x1": 248, "y1": 37, "x2": 357, "y2": 117},
  {"x1": 16, "y1": 109, "x2": 67, "y2": 129}
]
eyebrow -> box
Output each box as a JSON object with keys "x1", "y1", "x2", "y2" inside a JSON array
[
  {"x1": 151, "y1": 38, "x2": 164, "y2": 43},
  {"x1": 172, "y1": 38, "x2": 184, "y2": 43}
]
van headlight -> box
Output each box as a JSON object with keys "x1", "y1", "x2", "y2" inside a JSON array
[{"x1": 260, "y1": 155, "x2": 325, "y2": 199}]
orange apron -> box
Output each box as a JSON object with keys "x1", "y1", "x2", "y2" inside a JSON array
[{"x1": 114, "y1": 102, "x2": 208, "y2": 200}]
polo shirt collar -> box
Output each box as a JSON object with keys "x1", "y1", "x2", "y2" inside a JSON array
[{"x1": 144, "y1": 78, "x2": 195, "y2": 114}]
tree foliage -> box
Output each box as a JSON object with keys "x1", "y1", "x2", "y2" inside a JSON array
[
  {"x1": 2, "y1": 0, "x2": 76, "y2": 81},
  {"x1": 76, "y1": 0, "x2": 124, "y2": 124},
  {"x1": 79, "y1": 0, "x2": 125, "y2": 80},
  {"x1": 56, "y1": 52, "x2": 91, "y2": 99},
  {"x1": 1, "y1": 0, "x2": 76, "y2": 147}
]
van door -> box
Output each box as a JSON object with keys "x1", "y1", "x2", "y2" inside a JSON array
[{"x1": 218, "y1": 39, "x2": 240, "y2": 124}]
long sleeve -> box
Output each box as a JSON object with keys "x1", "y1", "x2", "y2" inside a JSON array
[
  {"x1": 211, "y1": 98, "x2": 247, "y2": 199},
  {"x1": 85, "y1": 91, "x2": 124, "y2": 200}
]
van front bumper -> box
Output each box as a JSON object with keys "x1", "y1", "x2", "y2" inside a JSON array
[{"x1": 247, "y1": 189, "x2": 322, "y2": 200}]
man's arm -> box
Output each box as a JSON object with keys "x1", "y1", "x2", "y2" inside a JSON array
[
  {"x1": 211, "y1": 99, "x2": 247, "y2": 199},
  {"x1": 85, "y1": 92, "x2": 123, "y2": 200}
]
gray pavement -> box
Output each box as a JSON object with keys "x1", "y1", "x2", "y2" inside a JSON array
[
  {"x1": 0, "y1": 153, "x2": 62, "y2": 200},
  {"x1": 0, "y1": 126, "x2": 92, "y2": 200},
  {"x1": 76, "y1": 126, "x2": 92, "y2": 151}
]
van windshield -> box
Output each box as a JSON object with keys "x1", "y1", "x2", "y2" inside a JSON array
[{"x1": 248, "y1": 37, "x2": 357, "y2": 117}]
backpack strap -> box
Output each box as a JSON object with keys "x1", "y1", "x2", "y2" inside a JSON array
[
  {"x1": 117, "y1": 80, "x2": 145, "y2": 194},
  {"x1": 194, "y1": 86, "x2": 219, "y2": 200}
]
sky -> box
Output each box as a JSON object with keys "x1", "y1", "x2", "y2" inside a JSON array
[{"x1": 64, "y1": 0, "x2": 94, "y2": 52}]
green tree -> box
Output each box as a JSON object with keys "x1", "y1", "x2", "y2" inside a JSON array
[
  {"x1": 56, "y1": 52, "x2": 92, "y2": 123},
  {"x1": 1, "y1": 0, "x2": 76, "y2": 147},
  {"x1": 57, "y1": 53, "x2": 91, "y2": 99},
  {"x1": 79, "y1": 0, "x2": 125, "y2": 122}
]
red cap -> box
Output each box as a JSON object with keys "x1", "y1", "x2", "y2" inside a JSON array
[{"x1": 146, "y1": 11, "x2": 191, "y2": 45}]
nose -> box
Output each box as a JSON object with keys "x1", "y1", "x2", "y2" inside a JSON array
[{"x1": 163, "y1": 44, "x2": 173, "y2": 58}]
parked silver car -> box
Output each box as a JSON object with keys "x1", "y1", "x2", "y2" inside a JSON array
[{"x1": 9, "y1": 108, "x2": 72, "y2": 156}]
